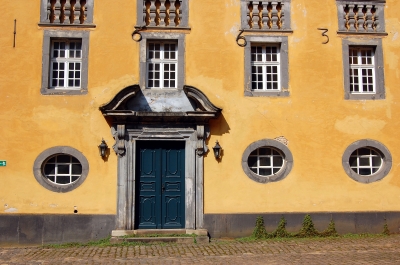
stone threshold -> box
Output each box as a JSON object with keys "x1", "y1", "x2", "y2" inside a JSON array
[{"x1": 110, "y1": 229, "x2": 209, "y2": 244}]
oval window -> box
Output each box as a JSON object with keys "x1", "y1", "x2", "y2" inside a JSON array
[
  {"x1": 43, "y1": 154, "x2": 83, "y2": 185},
  {"x1": 248, "y1": 147, "x2": 284, "y2": 176},
  {"x1": 242, "y1": 139, "x2": 293, "y2": 184}
]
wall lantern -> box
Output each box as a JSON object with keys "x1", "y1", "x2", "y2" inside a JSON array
[
  {"x1": 212, "y1": 141, "x2": 222, "y2": 159},
  {"x1": 98, "y1": 139, "x2": 108, "y2": 158}
]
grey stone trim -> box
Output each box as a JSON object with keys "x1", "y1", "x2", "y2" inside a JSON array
[
  {"x1": 342, "y1": 38, "x2": 385, "y2": 100},
  {"x1": 205, "y1": 211, "x2": 398, "y2": 238},
  {"x1": 41, "y1": 30, "x2": 90, "y2": 95},
  {"x1": 33, "y1": 146, "x2": 89, "y2": 193},
  {"x1": 336, "y1": 0, "x2": 386, "y2": 33},
  {"x1": 139, "y1": 32, "x2": 185, "y2": 90},
  {"x1": 114, "y1": 125, "x2": 206, "y2": 230},
  {"x1": 240, "y1": 0, "x2": 291, "y2": 31},
  {"x1": 0, "y1": 214, "x2": 115, "y2": 246},
  {"x1": 40, "y1": 0, "x2": 94, "y2": 26},
  {"x1": 241, "y1": 139, "x2": 293, "y2": 183},
  {"x1": 342, "y1": 139, "x2": 392, "y2": 183},
  {"x1": 136, "y1": 0, "x2": 189, "y2": 28},
  {"x1": 244, "y1": 36, "x2": 289, "y2": 97}
]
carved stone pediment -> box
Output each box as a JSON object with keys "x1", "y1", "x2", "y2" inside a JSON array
[{"x1": 99, "y1": 85, "x2": 222, "y2": 123}]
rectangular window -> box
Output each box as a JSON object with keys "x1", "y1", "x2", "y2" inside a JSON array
[
  {"x1": 244, "y1": 36, "x2": 288, "y2": 97},
  {"x1": 50, "y1": 39, "x2": 82, "y2": 89},
  {"x1": 349, "y1": 47, "x2": 375, "y2": 94},
  {"x1": 341, "y1": 38, "x2": 384, "y2": 100},
  {"x1": 251, "y1": 45, "x2": 280, "y2": 91},
  {"x1": 41, "y1": 30, "x2": 89, "y2": 95},
  {"x1": 146, "y1": 42, "x2": 178, "y2": 89}
]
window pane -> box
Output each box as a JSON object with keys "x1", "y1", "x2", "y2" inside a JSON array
[
  {"x1": 273, "y1": 156, "x2": 283, "y2": 167},
  {"x1": 57, "y1": 155, "x2": 71, "y2": 163},
  {"x1": 56, "y1": 176, "x2": 70, "y2": 184},
  {"x1": 57, "y1": 165, "x2": 70, "y2": 174},
  {"x1": 259, "y1": 168, "x2": 272, "y2": 176},
  {"x1": 44, "y1": 164, "x2": 55, "y2": 175},
  {"x1": 72, "y1": 164, "x2": 82, "y2": 174},
  {"x1": 259, "y1": 157, "x2": 270, "y2": 166},
  {"x1": 248, "y1": 157, "x2": 258, "y2": 168}
]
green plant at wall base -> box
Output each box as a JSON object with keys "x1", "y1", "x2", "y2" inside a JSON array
[
  {"x1": 383, "y1": 219, "x2": 390, "y2": 235},
  {"x1": 296, "y1": 214, "x2": 319, "y2": 237},
  {"x1": 252, "y1": 216, "x2": 267, "y2": 239},
  {"x1": 320, "y1": 219, "x2": 339, "y2": 237},
  {"x1": 269, "y1": 216, "x2": 291, "y2": 238}
]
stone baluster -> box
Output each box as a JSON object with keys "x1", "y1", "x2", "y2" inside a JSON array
[
  {"x1": 53, "y1": 0, "x2": 61, "y2": 23},
  {"x1": 257, "y1": 2, "x2": 263, "y2": 29},
  {"x1": 159, "y1": 0, "x2": 166, "y2": 26},
  {"x1": 251, "y1": 2, "x2": 260, "y2": 29},
  {"x1": 372, "y1": 6, "x2": 378, "y2": 31},
  {"x1": 357, "y1": 5, "x2": 364, "y2": 31},
  {"x1": 343, "y1": 5, "x2": 350, "y2": 30},
  {"x1": 164, "y1": 0, "x2": 171, "y2": 26},
  {"x1": 64, "y1": 0, "x2": 71, "y2": 24},
  {"x1": 169, "y1": 0, "x2": 176, "y2": 26},
  {"x1": 48, "y1": 0, "x2": 55, "y2": 23},
  {"x1": 79, "y1": 0, "x2": 86, "y2": 24},
  {"x1": 364, "y1": 5, "x2": 373, "y2": 31},
  {"x1": 155, "y1": 0, "x2": 161, "y2": 26},
  {"x1": 348, "y1": 4, "x2": 356, "y2": 31},
  {"x1": 174, "y1": 0, "x2": 181, "y2": 26},
  {"x1": 271, "y1": 2, "x2": 278, "y2": 30},
  {"x1": 261, "y1": 2, "x2": 269, "y2": 29},
  {"x1": 279, "y1": 2, "x2": 284, "y2": 29},
  {"x1": 276, "y1": 2, "x2": 283, "y2": 29},
  {"x1": 266, "y1": 2, "x2": 272, "y2": 29},
  {"x1": 60, "y1": 0, "x2": 66, "y2": 24},
  {"x1": 144, "y1": 0, "x2": 151, "y2": 26},
  {"x1": 149, "y1": 0, "x2": 157, "y2": 26},
  {"x1": 247, "y1": 2, "x2": 254, "y2": 29}
]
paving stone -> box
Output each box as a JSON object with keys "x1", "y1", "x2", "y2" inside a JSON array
[{"x1": 1, "y1": 236, "x2": 400, "y2": 264}]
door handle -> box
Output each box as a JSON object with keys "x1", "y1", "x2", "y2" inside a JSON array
[{"x1": 162, "y1": 184, "x2": 165, "y2": 193}]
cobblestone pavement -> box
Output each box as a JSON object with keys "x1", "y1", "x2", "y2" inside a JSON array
[{"x1": 1, "y1": 235, "x2": 400, "y2": 264}]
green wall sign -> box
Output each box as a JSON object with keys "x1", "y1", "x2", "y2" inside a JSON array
[{"x1": 0, "y1": 161, "x2": 6, "y2": 166}]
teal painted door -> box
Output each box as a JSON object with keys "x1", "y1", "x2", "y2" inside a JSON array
[{"x1": 135, "y1": 141, "x2": 185, "y2": 229}]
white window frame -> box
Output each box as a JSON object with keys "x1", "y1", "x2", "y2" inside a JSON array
[
  {"x1": 43, "y1": 154, "x2": 82, "y2": 185},
  {"x1": 50, "y1": 39, "x2": 83, "y2": 89},
  {"x1": 248, "y1": 147, "x2": 284, "y2": 176},
  {"x1": 251, "y1": 44, "x2": 281, "y2": 91},
  {"x1": 349, "y1": 47, "x2": 375, "y2": 94},
  {"x1": 349, "y1": 147, "x2": 382, "y2": 176},
  {"x1": 146, "y1": 41, "x2": 178, "y2": 89}
]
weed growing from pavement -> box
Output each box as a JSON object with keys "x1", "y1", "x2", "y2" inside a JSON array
[
  {"x1": 42, "y1": 237, "x2": 149, "y2": 249},
  {"x1": 240, "y1": 215, "x2": 389, "y2": 242}
]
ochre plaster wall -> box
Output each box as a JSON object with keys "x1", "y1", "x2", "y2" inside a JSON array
[{"x1": 0, "y1": 0, "x2": 400, "y2": 216}]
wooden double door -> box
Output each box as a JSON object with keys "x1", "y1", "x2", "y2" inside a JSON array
[{"x1": 135, "y1": 141, "x2": 185, "y2": 229}]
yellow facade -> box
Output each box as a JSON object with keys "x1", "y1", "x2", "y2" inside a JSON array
[{"x1": 1, "y1": 0, "x2": 400, "y2": 242}]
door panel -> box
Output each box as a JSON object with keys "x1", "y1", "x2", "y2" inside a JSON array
[{"x1": 135, "y1": 141, "x2": 185, "y2": 229}]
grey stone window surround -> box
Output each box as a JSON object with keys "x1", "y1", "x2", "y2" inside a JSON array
[
  {"x1": 342, "y1": 38, "x2": 384, "y2": 100},
  {"x1": 39, "y1": 0, "x2": 95, "y2": 27},
  {"x1": 244, "y1": 36, "x2": 289, "y2": 97},
  {"x1": 241, "y1": 139, "x2": 293, "y2": 183},
  {"x1": 41, "y1": 30, "x2": 89, "y2": 95},
  {"x1": 336, "y1": 0, "x2": 386, "y2": 35},
  {"x1": 136, "y1": 0, "x2": 189, "y2": 29},
  {"x1": 33, "y1": 146, "x2": 89, "y2": 193},
  {"x1": 240, "y1": 0, "x2": 292, "y2": 32},
  {"x1": 139, "y1": 32, "x2": 185, "y2": 90},
  {"x1": 342, "y1": 139, "x2": 392, "y2": 183}
]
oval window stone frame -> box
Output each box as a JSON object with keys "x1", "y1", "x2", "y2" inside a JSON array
[
  {"x1": 342, "y1": 139, "x2": 392, "y2": 184},
  {"x1": 242, "y1": 139, "x2": 293, "y2": 183},
  {"x1": 33, "y1": 146, "x2": 89, "y2": 193}
]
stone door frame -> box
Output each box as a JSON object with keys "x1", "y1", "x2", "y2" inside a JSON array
[{"x1": 113, "y1": 124, "x2": 209, "y2": 230}]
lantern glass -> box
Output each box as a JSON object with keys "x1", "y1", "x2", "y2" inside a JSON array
[
  {"x1": 213, "y1": 141, "x2": 222, "y2": 159},
  {"x1": 98, "y1": 140, "x2": 108, "y2": 157}
]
